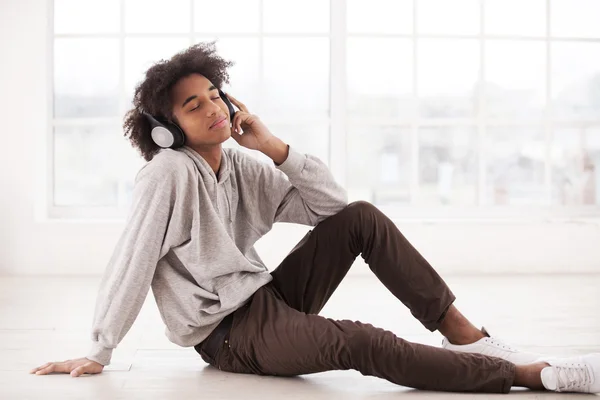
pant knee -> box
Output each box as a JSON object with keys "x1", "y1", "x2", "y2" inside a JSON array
[
  {"x1": 334, "y1": 201, "x2": 382, "y2": 227},
  {"x1": 345, "y1": 200, "x2": 379, "y2": 216}
]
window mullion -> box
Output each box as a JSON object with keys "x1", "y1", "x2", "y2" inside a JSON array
[
  {"x1": 545, "y1": 0, "x2": 553, "y2": 205},
  {"x1": 116, "y1": 0, "x2": 127, "y2": 207},
  {"x1": 410, "y1": 0, "x2": 419, "y2": 206},
  {"x1": 477, "y1": 0, "x2": 486, "y2": 206},
  {"x1": 258, "y1": 0, "x2": 264, "y2": 115},
  {"x1": 48, "y1": 0, "x2": 56, "y2": 215},
  {"x1": 190, "y1": 0, "x2": 195, "y2": 45},
  {"x1": 118, "y1": 0, "x2": 125, "y2": 118},
  {"x1": 329, "y1": 0, "x2": 347, "y2": 186}
]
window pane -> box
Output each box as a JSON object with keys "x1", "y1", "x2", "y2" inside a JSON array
[
  {"x1": 222, "y1": 124, "x2": 328, "y2": 168},
  {"x1": 418, "y1": 39, "x2": 479, "y2": 118},
  {"x1": 262, "y1": 38, "x2": 329, "y2": 118},
  {"x1": 418, "y1": 0, "x2": 480, "y2": 35},
  {"x1": 552, "y1": 127, "x2": 600, "y2": 205},
  {"x1": 54, "y1": 39, "x2": 120, "y2": 118},
  {"x1": 263, "y1": 0, "x2": 329, "y2": 33},
  {"x1": 347, "y1": 0, "x2": 412, "y2": 34},
  {"x1": 124, "y1": 38, "x2": 191, "y2": 108},
  {"x1": 347, "y1": 38, "x2": 413, "y2": 119},
  {"x1": 551, "y1": 42, "x2": 600, "y2": 120},
  {"x1": 54, "y1": 0, "x2": 120, "y2": 34},
  {"x1": 551, "y1": 0, "x2": 600, "y2": 38},
  {"x1": 418, "y1": 127, "x2": 477, "y2": 205},
  {"x1": 485, "y1": 41, "x2": 546, "y2": 119},
  {"x1": 54, "y1": 126, "x2": 144, "y2": 207},
  {"x1": 125, "y1": 0, "x2": 190, "y2": 33},
  {"x1": 485, "y1": 127, "x2": 547, "y2": 205},
  {"x1": 194, "y1": 38, "x2": 261, "y2": 111},
  {"x1": 273, "y1": 124, "x2": 329, "y2": 165},
  {"x1": 347, "y1": 126, "x2": 411, "y2": 206},
  {"x1": 232, "y1": 123, "x2": 329, "y2": 165},
  {"x1": 194, "y1": 0, "x2": 259, "y2": 33},
  {"x1": 484, "y1": 0, "x2": 546, "y2": 37}
]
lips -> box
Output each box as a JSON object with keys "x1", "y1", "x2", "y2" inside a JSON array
[{"x1": 210, "y1": 116, "x2": 227, "y2": 129}]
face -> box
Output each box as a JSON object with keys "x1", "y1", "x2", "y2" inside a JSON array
[{"x1": 170, "y1": 73, "x2": 231, "y2": 148}]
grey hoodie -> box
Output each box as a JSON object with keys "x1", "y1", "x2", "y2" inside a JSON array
[{"x1": 86, "y1": 144, "x2": 348, "y2": 366}]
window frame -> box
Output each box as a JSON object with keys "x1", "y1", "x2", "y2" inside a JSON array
[{"x1": 48, "y1": 0, "x2": 600, "y2": 220}]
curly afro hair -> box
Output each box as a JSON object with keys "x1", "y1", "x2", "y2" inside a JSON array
[{"x1": 123, "y1": 41, "x2": 234, "y2": 161}]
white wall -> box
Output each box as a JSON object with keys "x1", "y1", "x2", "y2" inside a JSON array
[{"x1": 1, "y1": 0, "x2": 599, "y2": 276}]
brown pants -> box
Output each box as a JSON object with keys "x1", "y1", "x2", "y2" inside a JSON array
[{"x1": 196, "y1": 201, "x2": 516, "y2": 393}]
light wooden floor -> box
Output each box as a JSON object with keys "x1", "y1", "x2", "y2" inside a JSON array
[{"x1": 1, "y1": 273, "x2": 599, "y2": 399}]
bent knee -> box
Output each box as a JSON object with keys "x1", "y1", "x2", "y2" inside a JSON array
[{"x1": 342, "y1": 200, "x2": 380, "y2": 218}]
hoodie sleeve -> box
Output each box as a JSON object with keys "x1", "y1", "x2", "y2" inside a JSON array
[
  {"x1": 86, "y1": 156, "x2": 179, "y2": 366},
  {"x1": 247, "y1": 145, "x2": 348, "y2": 229}
]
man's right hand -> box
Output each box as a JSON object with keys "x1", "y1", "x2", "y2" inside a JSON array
[{"x1": 30, "y1": 357, "x2": 104, "y2": 377}]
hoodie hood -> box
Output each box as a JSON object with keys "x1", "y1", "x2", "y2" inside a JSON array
[{"x1": 180, "y1": 145, "x2": 231, "y2": 184}]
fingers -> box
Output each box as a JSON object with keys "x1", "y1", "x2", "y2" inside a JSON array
[
  {"x1": 225, "y1": 93, "x2": 249, "y2": 113},
  {"x1": 229, "y1": 125, "x2": 242, "y2": 143},
  {"x1": 33, "y1": 363, "x2": 60, "y2": 375},
  {"x1": 230, "y1": 114, "x2": 238, "y2": 134},
  {"x1": 29, "y1": 362, "x2": 51, "y2": 374},
  {"x1": 231, "y1": 112, "x2": 245, "y2": 134},
  {"x1": 70, "y1": 362, "x2": 91, "y2": 377},
  {"x1": 30, "y1": 358, "x2": 103, "y2": 377},
  {"x1": 235, "y1": 114, "x2": 242, "y2": 134}
]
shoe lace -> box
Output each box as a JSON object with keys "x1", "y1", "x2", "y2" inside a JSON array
[
  {"x1": 481, "y1": 327, "x2": 519, "y2": 352},
  {"x1": 553, "y1": 363, "x2": 591, "y2": 392},
  {"x1": 486, "y1": 337, "x2": 518, "y2": 352}
]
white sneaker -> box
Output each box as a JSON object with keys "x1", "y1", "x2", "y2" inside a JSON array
[
  {"x1": 540, "y1": 354, "x2": 600, "y2": 393},
  {"x1": 441, "y1": 327, "x2": 545, "y2": 365}
]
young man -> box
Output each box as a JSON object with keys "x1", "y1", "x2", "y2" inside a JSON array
[{"x1": 30, "y1": 42, "x2": 599, "y2": 394}]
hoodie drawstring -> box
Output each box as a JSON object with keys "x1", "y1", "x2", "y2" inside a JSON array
[{"x1": 225, "y1": 185, "x2": 232, "y2": 222}]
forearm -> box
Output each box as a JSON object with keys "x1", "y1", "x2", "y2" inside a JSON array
[
  {"x1": 268, "y1": 145, "x2": 348, "y2": 225},
  {"x1": 260, "y1": 136, "x2": 289, "y2": 166}
]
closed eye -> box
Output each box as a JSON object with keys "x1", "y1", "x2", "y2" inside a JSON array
[{"x1": 190, "y1": 97, "x2": 221, "y2": 112}]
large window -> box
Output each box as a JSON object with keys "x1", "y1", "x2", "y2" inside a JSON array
[{"x1": 51, "y1": 0, "x2": 600, "y2": 219}]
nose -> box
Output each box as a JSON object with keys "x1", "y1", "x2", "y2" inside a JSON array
[{"x1": 206, "y1": 101, "x2": 220, "y2": 117}]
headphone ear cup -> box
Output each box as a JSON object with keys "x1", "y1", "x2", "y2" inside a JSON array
[
  {"x1": 162, "y1": 120, "x2": 186, "y2": 148},
  {"x1": 219, "y1": 89, "x2": 236, "y2": 122},
  {"x1": 143, "y1": 112, "x2": 186, "y2": 149}
]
